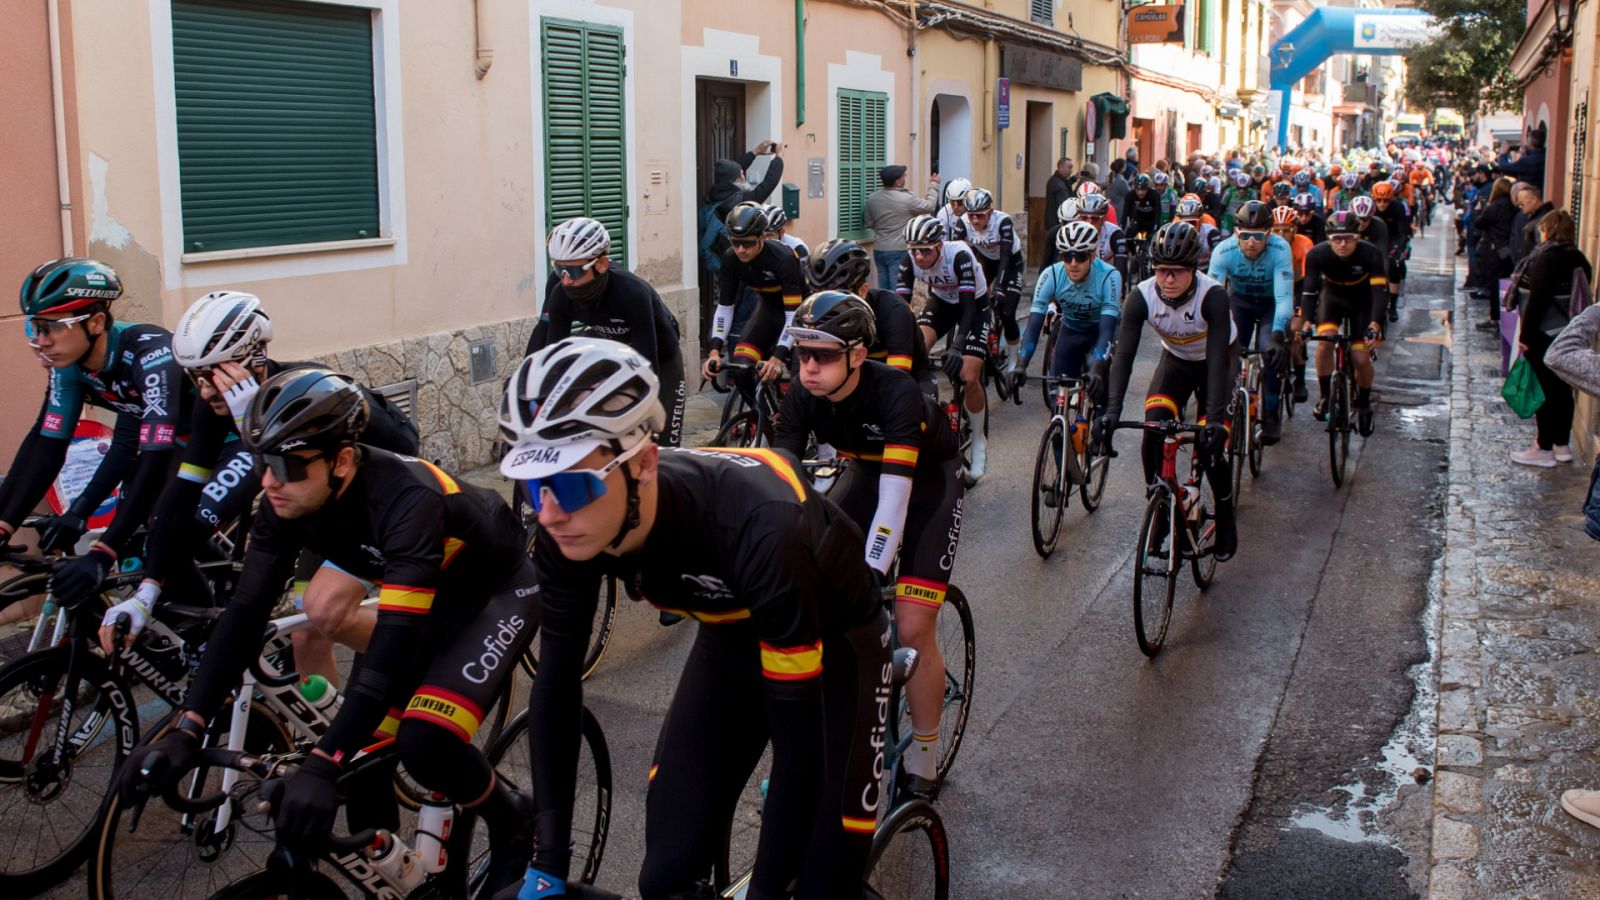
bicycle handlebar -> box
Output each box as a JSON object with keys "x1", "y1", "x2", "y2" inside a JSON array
[{"x1": 1110, "y1": 420, "x2": 1203, "y2": 436}]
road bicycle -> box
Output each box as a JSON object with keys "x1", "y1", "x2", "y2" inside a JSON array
[
  {"x1": 1228, "y1": 348, "x2": 1266, "y2": 503},
  {"x1": 1031, "y1": 375, "x2": 1111, "y2": 558},
  {"x1": 708, "y1": 356, "x2": 790, "y2": 448},
  {"x1": 930, "y1": 350, "x2": 988, "y2": 488},
  {"x1": 1304, "y1": 324, "x2": 1373, "y2": 489},
  {"x1": 985, "y1": 297, "x2": 1016, "y2": 405},
  {"x1": 1111, "y1": 420, "x2": 1219, "y2": 658}
]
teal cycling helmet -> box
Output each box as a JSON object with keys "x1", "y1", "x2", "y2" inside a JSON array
[{"x1": 19, "y1": 258, "x2": 123, "y2": 317}]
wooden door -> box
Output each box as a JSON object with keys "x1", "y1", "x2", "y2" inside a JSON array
[{"x1": 695, "y1": 80, "x2": 745, "y2": 348}]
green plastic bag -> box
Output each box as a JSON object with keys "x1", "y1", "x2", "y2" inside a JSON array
[{"x1": 1502, "y1": 356, "x2": 1546, "y2": 419}]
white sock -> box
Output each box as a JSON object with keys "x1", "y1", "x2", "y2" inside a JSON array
[{"x1": 906, "y1": 729, "x2": 939, "y2": 779}]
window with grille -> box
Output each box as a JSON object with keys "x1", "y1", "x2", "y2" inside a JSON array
[
  {"x1": 837, "y1": 89, "x2": 887, "y2": 240},
  {"x1": 1031, "y1": 0, "x2": 1054, "y2": 26}
]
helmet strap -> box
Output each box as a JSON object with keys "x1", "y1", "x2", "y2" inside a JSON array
[
  {"x1": 73, "y1": 305, "x2": 108, "y2": 370},
  {"x1": 823, "y1": 343, "x2": 863, "y2": 402},
  {"x1": 608, "y1": 437, "x2": 644, "y2": 550}
]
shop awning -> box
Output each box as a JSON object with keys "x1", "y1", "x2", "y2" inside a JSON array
[{"x1": 1091, "y1": 92, "x2": 1129, "y2": 140}]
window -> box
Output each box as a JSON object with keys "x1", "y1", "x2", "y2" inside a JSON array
[
  {"x1": 837, "y1": 89, "x2": 887, "y2": 240},
  {"x1": 542, "y1": 18, "x2": 629, "y2": 266},
  {"x1": 1030, "y1": 0, "x2": 1054, "y2": 27}
]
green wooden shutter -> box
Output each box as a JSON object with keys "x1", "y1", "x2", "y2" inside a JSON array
[
  {"x1": 542, "y1": 19, "x2": 628, "y2": 266},
  {"x1": 172, "y1": 0, "x2": 379, "y2": 253},
  {"x1": 837, "y1": 89, "x2": 887, "y2": 240}
]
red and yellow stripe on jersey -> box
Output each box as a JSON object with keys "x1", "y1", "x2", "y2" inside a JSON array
[
  {"x1": 649, "y1": 604, "x2": 752, "y2": 624},
  {"x1": 842, "y1": 815, "x2": 877, "y2": 834},
  {"x1": 759, "y1": 640, "x2": 823, "y2": 682},
  {"x1": 403, "y1": 686, "x2": 485, "y2": 742},
  {"x1": 1145, "y1": 394, "x2": 1180, "y2": 417},
  {"x1": 881, "y1": 443, "x2": 920, "y2": 479},
  {"x1": 705, "y1": 448, "x2": 807, "y2": 501},
  {"x1": 379, "y1": 584, "x2": 435, "y2": 615}
]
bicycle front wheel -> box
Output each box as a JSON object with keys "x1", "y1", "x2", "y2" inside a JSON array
[
  {"x1": 1190, "y1": 475, "x2": 1218, "y2": 589},
  {"x1": 892, "y1": 585, "x2": 977, "y2": 784},
  {"x1": 1133, "y1": 488, "x2": 1178, "y2": 658},
  {"x1": 1030, "y1": 419, "x2": 1068, "y2": 558},
  {"x1": 864, "y1": 798, "x2": 950, "y2": 900},
  {"x1": 1329, "y1": 375, "x2": 1350, "y2": 488},
  {"x1": 712, "y1": 409, "x2": 767, "y2": 448},
  {"x1": 1229, "y1": 393, "x2": 1248, "y2": 504},
  {"x1": 1079, "y1": 421, "x2": 1112, "y2": 513},
  {"x1": 1246, "y1": 368, "x2": 1265, "y2": 478}
]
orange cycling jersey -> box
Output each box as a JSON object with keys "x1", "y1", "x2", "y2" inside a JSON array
[{"x1": 1286, "y1": 233, "x2": 1314, "y2": 281}]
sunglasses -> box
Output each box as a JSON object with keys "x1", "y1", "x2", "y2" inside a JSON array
[
  {"x1": 254, "y1": 451, "x2": 325, "y2": 483},
  {"x1": 908, "y1": 246, "x2": 939, "y2": 258},
  {"x1": 1153, "y1": 267, "x2": 1189, "y2": 279},
  {"x1": 730, "y1": 238, "x2": 761, "y2": 249},
  {"x1": 521, "y1": 442, "x2": 642, "y2": 514},
  {"x1": 1329, "y1": 234, "x2": 1358, "y2": 244},
  {"x1": 1059, "y1": 250, "x2": 1095, "y2": 264},
  {"x1": 794, "y1": 344, "x2": 848, "y2": 365},
  {"x1": 187, "y1": 367, "x2": 218, "y2": 390},
  {"x1": 552, "y1": 259, "x2": 599, "y2": 281},
  {"x1": 1236, "y1": 231, "x2": 1268, "y2": 243},
  {"x1": 27, "y1": 314, "x2": 93, "y2": 337}
]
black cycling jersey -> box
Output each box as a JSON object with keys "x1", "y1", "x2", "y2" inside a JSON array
[
  {"x1": 1122, "y1": 191, "x2": 1162, "y2": 238},
  {"x1": 1356, "y1": 216, "x2": 1390, "y2": 258},
  {"x1": 181, "y1": 447, "x2": 528, "y2": 759},
  {"x1": 1301, "y1": 240, "x2": 1388, "y2": 328},
  {"x1": 864, "y1": 288, "x2": 932, "y2": 384},
  {"x1": 710, "y1": 239, "x2": 806, "y2": 359},
  {"x1": 1296, "y1": 212, "x2": 1328, "y2": 245},
  {"x1": 529, "y1": 447, "x2": 884, "y2": 894},
  {"x1": 1375, "y1": 202, "x2": 1412, "y2": 258},
  {"x1": 0, "y1": 321, "x2": 196, "y2": 557}
]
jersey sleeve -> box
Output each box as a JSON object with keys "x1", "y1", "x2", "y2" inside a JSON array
[
  {"x1": 1270, "y1": 242, "x2": 1295, "y2": 332},
  {"x1": 1200, "y1": 287, "x2": 1236, "y2": 425},
  {"x1": 736, "y1": 503, "x2": 826, "y2": 695},
  {"x1": 771, "y1": 382, "x2": 811, "y2": 460},
  {"x1": 953, "y1": 250, "x2": 980, "y2": 300},
  {"x1": 1099, "y1": 267, "x2": 1125, "y2": 321},
  {"x1": 41, "y1": 369, "x2": 84, "y2": 439},
  {"x1": 1300, "y1": 249, "x2": 1325, "y2": 318},
  {"x1": 1030, "y1": 265, "x2": 1059, "y2": 315},
  {"x1": 863, "y1": 376, "x2": 925, "y2": 574},
  {"x1": 133, "y1": 340, "x2": 183, "y2": 451},
  {"x1": 877, "y1": 297, "x2": 918, "y2": 373},
  {"x1": 772, "y1": 247, "x2": 808, "y2": 360},
  {"x1": 1105, "y1": 289, "x2": 1150, "y2": 417}
]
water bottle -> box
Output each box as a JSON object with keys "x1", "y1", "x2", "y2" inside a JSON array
[
  {"x1": 415, "y1": 793, "x2": 454, "y2": 874},
  {"x1": 299, "y1": 674, "x2": 344, "y2": 720},
  {"x1": 367, "y1": 831, "x2": 426, "y2": 891}
]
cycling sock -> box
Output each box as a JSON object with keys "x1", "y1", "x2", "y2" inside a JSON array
[
  {"x1": 906, "y1": 729, "x2": 940, "y2": 779},
  {"x1": 1294, "y1": 362, "x2": 1306, "y2": 385},
  {"x1": 1317, "y1": 375, "x2": 1331, "y2": 398},
  {"x1": 1357, "y1": 386, "x2": 1372, "y2": 408},
  {"x1": 968, "y1": 424, "x2": 988, "y2": 458}
]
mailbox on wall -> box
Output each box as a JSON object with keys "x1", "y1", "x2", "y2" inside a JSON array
[{"x1": 782, "y1": 183, "x2": 801, "y2": 220}]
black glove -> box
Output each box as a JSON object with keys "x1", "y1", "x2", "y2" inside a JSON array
[
  {"x1": 941, "y1": 351, "x2": 965, "y2": 383},
  {"x1": 36, "y1": 513, "x2": 88, "y2": 555},
  {"x1": 275, "y1": 753, "x2": 342, "y2": 849},
  {"x1": 51, "y1": 547, "x2": 115, "y2": 608},
  {"x1": 123, "y1": 718, "x2": 201, "y2": 807},
  {"x1": 1093, "y1": 413, "x2": 1119, "y2": 455},
  {"x1": 1085, "y1": 358, "x2": 1110, "y2": 407},
  {"x1": 1198, "y1": 422, "x2": 1230, "y2": 465},
  {"x1": 1262, "y1": 331, "x2": 1287, "y2": 373}
]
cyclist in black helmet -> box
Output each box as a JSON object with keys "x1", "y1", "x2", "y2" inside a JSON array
[{"x1": 804, "y1": 238, "x2": 934, "y2": 394}]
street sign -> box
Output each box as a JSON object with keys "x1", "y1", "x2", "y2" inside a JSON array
[
  {"x1": 997, "y1": 78, "x2": 1011, "y2": 130},
  {"x1": 1085, "y1": 101, "x2": 1098, "y2": 142}
]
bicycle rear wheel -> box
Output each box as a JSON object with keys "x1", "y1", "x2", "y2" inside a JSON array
[
  {"x1": 712, "y1": 409, "x2": 767, "y2": 448},
  {"x1": 1190, "y1": 475, "x2": 1218, "y2": 589},
  {"x1": 864, "y1": 798, "x2": 950, "y2": 900},
  {"x1": 1030, "y1": 419, "x2": 1068, "y2": 558},
  {"x1": 893, "y1": 586, "x2": 976, "y2": 785},
  {"x1": 1329, "y1": 375, "x2": 1350, "y2": 488},
  {"x1": 1247, "y1": 368, "x2": 1265, "y2": 478},
  {"x1": 1133, "y1": 488, "x2": 1178, "y2": 658}
]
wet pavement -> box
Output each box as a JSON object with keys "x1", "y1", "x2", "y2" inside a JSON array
[{"x1": 1428, "y1": 253, "x2": 1600, "y2": 898}]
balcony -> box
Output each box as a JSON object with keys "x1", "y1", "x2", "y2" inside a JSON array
[{"x1": 1342, "y1": 83, "x2": 1378, "y2": 106}]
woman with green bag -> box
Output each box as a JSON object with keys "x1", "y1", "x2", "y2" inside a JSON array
[{"x1": 1509, "y1": 210, "x2": 1592, "y2": 467}]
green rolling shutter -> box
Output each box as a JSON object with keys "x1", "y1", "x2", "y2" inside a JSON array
[
  {"x1": 837, "y1": 89, "x2": 887, "y2": 240},
  {"x1": 172, "y1": 0, "x2": 380, "y2": 253},
  {"x1": 542, "y1": 19, "x2": 628, "y2": 267}
]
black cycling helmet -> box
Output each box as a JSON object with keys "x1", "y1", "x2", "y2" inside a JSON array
[
  {"x1": 1235, "y1": 201, "x2": 1273, "y2": 231},
  {"x1": 787, "y1": 291, "x2": 877, "y2": 347},
  {"x1": 1149, "y1": 221, "x2": 1202, "y2": 267},
  {"x1": 1251, "y1": 164, "x2": 1267, "y2": 178},
  {"x1": 805, "y1": 239, "x2": 872, "y2": 291},
  {"x1": 1134, "y1": 174, "x2": 1152, "y2": 190},
  {"x1": 1271, "y1": 182, "x2": 1293, "y2": 200},
  {"x1": 20, "y1": 258, "x2": 123, "y2": 316},
  {"x1": 1326, "y1": 210, "x2": 1361, "y2": 236},
  {"x1": 242, "y1": 367, "x2": 370, "y2": 456},
  {"x1": 724, "y1": 202, "x2": 771, "y2": 239}
]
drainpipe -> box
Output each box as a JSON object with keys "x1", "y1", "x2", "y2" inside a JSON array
[
  {"x1": 47, "y1": 0, "x2": 73, "y2": 255},
  {"x1": 909, "y1": 0, "x2": 919, "y2": 179},
  {"x1": 474, "y1": 0, "x2": 493, "y2": 79},
  {"x1": 795, "y1": 0, "x2": 806, "y2": 126},
  {"x1": 982, "y1": 37, "x2": 996, "y2": 152}
]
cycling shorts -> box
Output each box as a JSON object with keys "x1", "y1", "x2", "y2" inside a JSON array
[
  {"x1": 917, "y1": 296, "x2": 990, "y2": 360},
  {"x1": 731, "y1": 299, "x2": 786, "y2": 365},
  {"x1": 1314, "y1": 293, "x2": 1375, "y2": 352},
  {"x1": 1139, "y1": 349, "x2": 1238, "y2": 494},
  {"x1": 1049, "y1": 330, "x2": 1098, "y2": 381},
  {"x1": 829, "y1": 454, "x2": 964, "y2": 612}
]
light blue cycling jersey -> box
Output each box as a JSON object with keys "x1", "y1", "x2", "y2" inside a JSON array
[
  {"x1": 1206, "y1": 234, "x2": 1295, "y2": 332},
  {"x1": 1030, "y1": 257, "x2": 1123, "y2": 331}
]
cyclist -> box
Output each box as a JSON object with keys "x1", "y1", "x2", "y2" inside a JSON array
[
  {"x1": 1098, "y1": 222, "x2": 1239, "y2": 560},
  {"x1": 1293, "y1": 193, "x2": 1327, "y2": 244},
  {"x1": 1303, "y1": 211, "x2": 1387, "y2": 436},
  {"x1": 529, "y1": 217, "x2": 687, "y2": 446},
  {"x1": 1272, "y1": 207, "x2": 1316, "y2": 403},
  {"x1": 899, "y1": 215, "x2": 991, "y2": 479},
  {"x1": 953, "y1": 188, "x2": 1024, "y2": 366},
  {"x1": 1207, "y1": 201, "x2": 1294, "y2": 445},
  {"x1": 502, "y1": 338, "x2": 890, "y2": 899},
  {"x1": 1327, "y1": 172, "x2": 1363, "y2": 214},
  {"x1": 99, "y1": 292, "x2": 419, "y2": 686},
  {"x1": 1175, "y1": 196, "x2": 1223, "y2": 271},
  {"x1": 1077, "y1": 192, "x2": 1128, "y2": 279},
  {"x1": 701, "y1": 202, "x2": 806, "y2": 385},
  {"x1": 1152, "y1": 170, "x2": 1179, "y2": 224},
  {"x1": 1370, "y1": 181, "x2": 1412, "y2": 323},
  {"x1": 1350, "y1": 195, "x2": 1391, "y2": 265},
  {"x1": 773, "y1": 292, "x2": 962, "y2": 798},
  {"x1": 1292, "y1": 169, "x2": 1323, "y2": 208},
  {"x1": 1123, "y1": 174, "x2": 1162, "y2": 240},
  {"x1": 804, "y1": 238, "x2": 934, "y2": 391},
  {"x1": 935, "y1": 176, "x2": 972, "y2": 236},
  {"x1": 763, "y1": 204, "x2": 810, "y2": 263},
  {"x1": 1220, "y1": 170, "x2": 1256, "y2": 234},
  {"x1": 0, "y1": 259, "x2": 196, "y2": 607},
  {"x1": 1015, "y1": 221, "x2": 1123, "y2": 404},
  {"x1": 131, "y1": 368, "x2": 541, "y2": 895}
]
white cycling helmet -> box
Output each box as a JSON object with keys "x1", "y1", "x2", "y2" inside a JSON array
[
  {"x1": 1350, "y1": 195, "x2": 1376, "y2": 219},
  {"x1": 1075, "y1": 181, "x2": 1103, "y2": 199},
  {"x1": 1056, "y1": 198, "x2": 1081, "y2": 223},
  {"x1": 499, "y1": 337, "x2": 665, "y2": 479},
  {"x1": 174, "y1": 291, "x2": 272, "y2": 369},
  {"x1": 1055, "y1": 220, "x2": 1101, "y2": 255},
  {"x1": 943, "y1": 177, "x2": 972, "y2": 203},
  {"x1": 547, "y1": 217, "x2": 612, "y2": 262}
]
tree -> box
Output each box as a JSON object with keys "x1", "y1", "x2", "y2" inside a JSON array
[{"x1": 1402, "y1": 0, "x2": 1523, "y2": 115}]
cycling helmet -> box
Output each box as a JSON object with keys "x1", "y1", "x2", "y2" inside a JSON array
[
  {"x1": 1233, "y1": 171, "x2": 1252, "y2": 188},
  {"x1": 1350, "y1": 195, "x2": 1376, "y2": 219},
  {"x1": 1293, "y1": 193, "x2": 1316, "y2": 212},
  {"x1": 761, "y1": 204, "x2": 789, "y2": 231},
  {"x1": 1340, "y1": 172, "x2": 1361, "y2": 190},
  {"x1": 1293, "y1": 171, "x2": 1311, "y2": 187},
  {"x1": 1326, "y1": 211, "x2": 1361, "y2": 236},
  {"x1": 1075, "y1": 181, "x2": 1103, "y2": 198},
  {"x1": 547, "y1": 217, "x2": 611, "y2": 262},
  {"x1": 1056, "y1": 198, "x2": 1081, "y2": 223},
  {"x1": 803, "y1": 239, "x2": 872, "y2": 292},
  {"x1": 724, "y1": 202, "x2": 771, "y2": 239},
  {"x1": 963, "y1": 188, "x2": 994, "y2": 213},
  {"x1": 1271, "y1": 206, "x2": 1298, "y2": 228},
  {"x1": 1181, "y1": 192, "x2": 1202, "y2": 204},
  {"x1": 1056, "y1": 220, "x2": 1102, "y2": 255},
  {"x1": 19, "y1": 258, "x2": 122, "y2": 316},
  {"x1": 1235, "y1": 200, "x2": 1273, "y2": 231},
  {"x1": 1252, "y1": 164, "x2": 1267, "y2": 178},
  {"x1": 1134, "y1": 174, "x2": 1153, "y2": 190},
  {"x1": 241, "y1": 367, "x2": 369, "y2": 455},
  {"x1": 174, "y1": 291, "x2": 273, "y2": 369},
  {"x1": 786, "y1": 291, "x2": 877, "y2": 347},
  {"x1": 1175, "y1": 197, "x2": 1205, "y2": 219},
  {"x1": 1201, "y1": 165, "x2": 1214, "y2": 177},
  {"x1": 943, "y1": 178, "x2": 972, "y2": 203},
  {"x1": 1371, "y1": 182, "x2": 1395, "y2": 200},
  {"x1": 1152, "y1": 171, "x2": 1170, "y2": 187},
  {"x1": 1272, "y1": 182, "x2": 1293, "y2": 200},
  {"x1": 1208, "y1": 176, "x2": 1223, "y2": 193},
  {"x1": 1149, "y1": 221, "x2": 1201, "y2": 267},
  {"x1": 1078, "y1": 193, "x2": 1110, "y2": 217},
  {"x1": 499, "y1": 337, "x2": 665, "y2": 480},
  {"x1": 1328, "y1": 164, "x2": 1343, "y2": 178},
  {"x1": 904, "y1": 215, "x2": 945, "y2": 246}
]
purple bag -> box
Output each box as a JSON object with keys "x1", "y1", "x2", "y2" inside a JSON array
[{"x1": 1500, "y1": 308, "x2": 1520, "y2": 376}]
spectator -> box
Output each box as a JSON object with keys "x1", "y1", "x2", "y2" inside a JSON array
[
  {"x1": 1497, "y1": 128, "x2": 1546, "y2": 192},
  {"x1": 864, "y1": 164, "x2": 941, "y2": 290},
  {"x1": 1470, "y1": 178, "x2": 1516, "y2": 327},
  {"x1": 704, "y1": 140, "x2": 785, "y2": 218},
  {"x1": 1515, "y1": 182, "x2": 1555, "y2": 261},
  {"x1": 1079, "y1": 161, "x2": 1101, "y2": 186},
  {"x1": 1107, "y1": 158, "x2": 1132, "y2": 213},
  {"x1": 1521, "y1": 210, "x2": 1593, "y2": 467},
  {"x1": 1042, "y1": 157, "x2": 1079, "y2": 269},
  {"x1": 1123, "y1": 146, "x2": 1140, "y2": 176}
]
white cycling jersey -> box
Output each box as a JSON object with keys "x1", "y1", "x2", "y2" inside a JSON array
[
  {"x1": 900, "y1": 241, "x2": 989, "y2": 305},
  {"x1": 958, "y1": 210, "x2": 1023, "y2": 260},
  {"x1": 1135, "y1": 271, "x2": 1237, "y2": 362}
]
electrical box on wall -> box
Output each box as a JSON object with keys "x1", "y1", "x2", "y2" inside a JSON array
[{"x1": 808, "y1": 158, "x2": 825, "y2": 198}]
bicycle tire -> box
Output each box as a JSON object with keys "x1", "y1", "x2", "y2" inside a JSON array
[
  {"x1": 0, "y1": 646, "x2": 131, "y2": 896},
  {"x1": 1190, "y1": 474, "x2": 1218, "y2": 589},
  {"x1": 1030, "y1": 419, "x2": 1068, "y2": 558},
  {"x1": 1133, "y1": 488, "x2": 1177, "y2": 658},
  {"x1": 482, "y1": 706, "x2": 611, "y2": 885},
  {"x1": 1246, "y1": 367, "x2": 1265, "y2": 478},
  {"x1": 1079, "y1": 403, "x2": 1111, "y2": 513},
  {"x1": 1039, "y1": 328, "x2": 1059, "y2": 407},
  {"x1": 1229, "y1": 394, "x2": 1248, "y2": 505},
  {"x1": 895, "y1": 585, "x2": 976, "y2": 784},
  {"x1": 1329, "y1": 375, "x2": 1350, "y2": 488},
  {"x1": 711, "y1": 409, "x2": 767, "y2": 448},
  {"x1": 864, "y1": 798, "x2": 950, "y2": 900}
]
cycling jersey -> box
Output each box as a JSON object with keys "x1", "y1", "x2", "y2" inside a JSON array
[
  {"x1": 1021, "y1": 258, "x2": 1123, "y2": 379},
  {"x1": 1284, "y1": 232, "x2": 1314, "y2": 282},
  {"x1": 527, "y1": 269, "x2": 687, "y2": 446},
  {"x1": 710, "y1": 239, "x2": 806, "y2": 360},
  {"x1": 1123, "y1": 191, "x2": 1161, "y2": 237},
  {"x1": 896, "y1": 241, "x2": 987, "y2": 305},
  {"x1": 1207, "y1": 235, "x2": 1296, "y2": 332},
  {"x1": 955, "y1": 210, "x2": 1024, "y2": 262},
  {"x1": 935, "y1": 204, "x2": 964, "y2": 236},
  {"x1": 1097, "y1": 221, "x2": 1129, "y2": 272},
  {"x1": 779, "y1": 232, "x2": 811, "y2": 262},
  {"x1": 1124, "y1": 272, "x2": 1238, "y2": 365},
  {"x1": 529, "y1": 447, "x2": 887, "y2": 895},
  {"x1": 1302, "y1": 240, "x2": 1388, "y2": 329},
  {"x1": 1376, "y1": 201, "x2": 1413, "y2": 257},
  {"x1": 863, "y1": 288, "x2": 932, "y2": 384},
  {"x1": 1296, "y1": 212, "x2": 1328, "y2": 245},
  {"x1": 1357, "y1": 216, "x2": 1391, "y2": 259},
  {"x1": 1219, "y1": 187, "x2": 1255, "y2": 233},
  {"x1": 1157, "y1": 188, "x2": 1179, "y2": 225},
  {"x1": 1188, "y1": 221, "x2": 1223, "y2": 270},
  {"x1": 1325, "y1": 188, "x2": 1360, "y2": 213}
]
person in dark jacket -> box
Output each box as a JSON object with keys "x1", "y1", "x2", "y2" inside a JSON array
[
  {"x1": 1514, "y1": 182, "x2": 1555, "y2": 261},
  {"x1": 1496, "y1": 130, "x2": 1546, "y2": 192},
  {"x1": 1510, "y1": 210, "x2": 1592, "y2": 466},
  {"x1": 701, "y1": 141, "x2": 787, "y2": 342},
  {"x1": 1042, "y1": 158, "x2": 1080, "y2": 268},
  {"x1": 1470, "y1": 179, "x2": 1517, "y2": 325}
]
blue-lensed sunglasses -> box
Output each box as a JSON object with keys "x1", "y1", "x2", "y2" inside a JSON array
[{"x1": 521, "y1": 445, "x2": 638, "y2": 513}]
